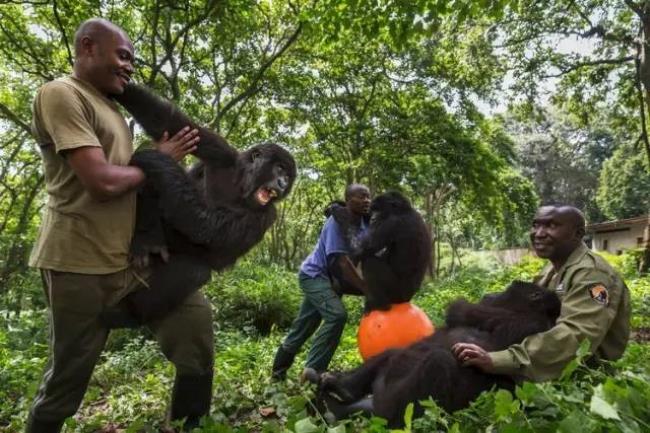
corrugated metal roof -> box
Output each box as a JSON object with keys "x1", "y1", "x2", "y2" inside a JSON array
[{"x1": 586, "y1": 215, "x2": 650, "y2": 232}]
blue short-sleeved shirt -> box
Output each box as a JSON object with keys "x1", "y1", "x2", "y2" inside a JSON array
[{"x1": 300, "y1": 216, "x2": 367, "y2": 279}]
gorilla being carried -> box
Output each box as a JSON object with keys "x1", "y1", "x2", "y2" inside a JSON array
[
  {"x1": 304, "y1": 281, "x2": 561, "y2": 427},
  {"x1": 106, "y1": 84, "x2": 296, "y2": 325}
]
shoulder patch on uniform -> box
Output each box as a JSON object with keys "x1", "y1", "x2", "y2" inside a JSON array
[{"x1": 588, "y1": 284, "x2": 609, "y2": 306}]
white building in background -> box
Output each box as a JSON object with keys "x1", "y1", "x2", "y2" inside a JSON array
[{"x1": 586, "y1": 215, "x2": 650, "y2": 255}]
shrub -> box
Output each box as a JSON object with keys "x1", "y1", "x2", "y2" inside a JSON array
[{"x1": 204, "y1": 260, "x2": 302, "y2": 335}]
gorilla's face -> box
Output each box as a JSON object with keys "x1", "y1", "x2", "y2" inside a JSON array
[{"x1": 236, "y1": 143, "x2": 297, "y2": 208}]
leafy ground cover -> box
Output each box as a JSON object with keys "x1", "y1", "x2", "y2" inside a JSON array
[{"x1": 1, "y1": 253, "x2": 648, "y2": 432}]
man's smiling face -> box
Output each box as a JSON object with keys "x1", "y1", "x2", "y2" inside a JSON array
[
  {"x1": 529, "y1": 206, "x2": 583, "y2": 261},
  {"x1": 91, "y1": 30, "x2": 134, "y2": 96}
]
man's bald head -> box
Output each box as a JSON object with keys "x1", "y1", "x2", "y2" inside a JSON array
[
  {"x1": 72, "y1": 18, "x2": 134, "y2": 96},
  {"x1": 74, "y1": 18, "x2": 130, "y2": 57},
  {"x1": 536, "y1": 205, "x2": 586, "y2": 236},
  {"x1": 530, "y1": 204, "x2": 586, "y2": 267},
  {"x1": 345, "y1": 184, "x2": 369, "y2": 201},
  {"x1": 345, "y1": 183, "x2": 371, "y2": 217}
]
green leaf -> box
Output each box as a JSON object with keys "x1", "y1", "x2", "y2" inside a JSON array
[
  {"x1": 494, "y1": 389, "x2": 518, "y2": 419},
  {"x1": 590, "y1": 385, "x2": 621, "y2": 421},
  {"x1": 326, "y1": 423, "x2": 346, "y2": 433},
  {"x1": 294, "y1": 417, "x2": 320, "y2": 433},
  {"x1": 558, "y1": 411, "x2": 593, "y2": 433}
]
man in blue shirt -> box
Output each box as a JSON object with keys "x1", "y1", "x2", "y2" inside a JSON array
[{"x1": 272, "y1": 184, "x2": 371, "y2": 380}]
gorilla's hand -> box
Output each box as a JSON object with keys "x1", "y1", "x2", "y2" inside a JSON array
[{"x1": 324, "y1": 200, "x2": 347, "y2": 219}]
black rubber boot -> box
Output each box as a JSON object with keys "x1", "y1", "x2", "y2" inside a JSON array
[
  {"x1": 271, "y1": 346, "x2": 296, "y2": 380},
  {"x1": 25, "y1": 413, "x2": 64, "y2": 433},
  {"x1": 170, "y1": 371, "x2": 213, "y2": 431}
]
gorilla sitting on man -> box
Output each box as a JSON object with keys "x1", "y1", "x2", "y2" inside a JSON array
[
  {"x1": 328, "y1": 191, "x2": 432, "y2": 311},
  {"x1": 304, "y1": 281, "x2": 561, "y2": 427}
]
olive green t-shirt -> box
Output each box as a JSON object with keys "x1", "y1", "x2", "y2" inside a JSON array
[
  {"x1": 29, "y1": 76, "x2": 136, "y2": 274},
  {"x1": 489, "y1": 243, "x2": 631, "y2": 381}
]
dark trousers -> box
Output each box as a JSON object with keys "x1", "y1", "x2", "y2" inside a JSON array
[
  {"x1": 28, "y1": 268, "x2": 214, "y2": 424},
  {"x1": 280, "y1": 274, "x2": 347, "y2": 371}
]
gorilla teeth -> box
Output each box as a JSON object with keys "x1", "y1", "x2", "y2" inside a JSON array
[{"x1": 256, "y1": 189, "x2": 271, "y2": 205}]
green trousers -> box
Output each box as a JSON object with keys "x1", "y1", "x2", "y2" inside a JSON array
[
  {"x1": 28, "y1": 267, "x2": 214, "y2": 424},
  {"x1": 280, "y1": 274, "x2": 348, "y2": 372}
]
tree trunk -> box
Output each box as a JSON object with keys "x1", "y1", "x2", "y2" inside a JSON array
[{"x1": 639, "y1": 215, "x2": 650, "y2": 273}]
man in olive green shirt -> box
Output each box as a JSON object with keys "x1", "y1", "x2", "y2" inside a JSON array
[
  {"x1": 26, "y1": 18, "x2": 209, "y2": 433},
  {"x1": 453, "y1": 205, "x2": 631, "y2": 382}
]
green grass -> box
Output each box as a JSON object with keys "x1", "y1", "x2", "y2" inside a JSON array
[{"x1": 1, "y1": 254, "x2": 648, "y2": 432}]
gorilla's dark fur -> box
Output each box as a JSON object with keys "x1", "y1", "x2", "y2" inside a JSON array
[
  {"x1": 306, "y1": 281, "x2": 561, "y2": 427},
  {"x1": 330, "y1": 191, "x2": 431, "y2": 311},
  {"x1": 109, "y1": 84, "x2": 296, "y2": 324}
]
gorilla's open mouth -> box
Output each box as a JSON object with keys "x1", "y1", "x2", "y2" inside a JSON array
[{"x1": 255, "y1": 187, "x2": 279, "y2": 205}]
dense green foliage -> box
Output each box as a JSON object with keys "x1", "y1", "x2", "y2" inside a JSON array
[
  {"x1": 1, "y1": 255, "x2": 649, "y2": 432},
  {"x1": 597, "y1": 142, "x2": 650, "y2": 220},
  {"x1": 0, "y1": 0, "x2": 648, "y2": 294},
  {"x1": 0, "y1": 0, "x2": 649, "y2": 431}
]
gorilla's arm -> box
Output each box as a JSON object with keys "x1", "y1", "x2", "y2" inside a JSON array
[
  {"x1": 447, "y1": 300, "x2": 557, "y2": 349},
  {"x1": 355, "y1": 215, "x2": 399, "y2": 258},
  {"x1": 115, "y1": 84, "x2": 238, "y2": 166},
  {"x1": 489, "y1": 315, "x2": 557, "y2": 349},
  {"x1": 132, "y1": 150, "x2": 274, "y2": 250},
  {"x1": 445, "y1": 300, "x2": 518, "y2": 330}
]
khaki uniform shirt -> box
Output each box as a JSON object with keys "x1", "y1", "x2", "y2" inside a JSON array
[
  {"x1": 489, "y1": 243, "x2": 631, "y2": 381},
  {"x1": 29, "y1": 76, "x2": 136, "y2": 274}
]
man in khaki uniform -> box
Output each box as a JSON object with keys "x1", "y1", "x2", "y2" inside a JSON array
[
  {"x1": 26, "y1": 18, "x2": 211, "y2": 433},
  {"x1": 453, "y1": 205, "x2": 631, "y2": 381}
]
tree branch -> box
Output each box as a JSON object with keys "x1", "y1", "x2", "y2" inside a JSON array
[
  {"x1": 52, "y1": 0, "x2": 73, "y2": 67},
  {"x1": 0, "y1": 102, "x2": 31, "y2": 135},
  {"x1": 541, "y1": 56, "x2": 635, "y2": 78},
  {"x1": 567, "y1": 0, "x2": 594, "y2": 28},
  {"x1": 211, "y1": 23, "x2": 303, "y2": 128},
  {"x1": 624, "y1": 0, "x2": 644, "y2": 17},
  {"x1": 635, "y1": 55, "x2": 650, "y2": 167}
]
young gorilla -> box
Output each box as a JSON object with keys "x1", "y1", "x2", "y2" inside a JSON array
[
  {"x1": 107, "y1": 84, "x2": 296, "y2": 325},
  {"x1": 304, "y1": 281, "x2": 561, "y2": 427},
  {"x1": 330, "y1": 191, "x2": 432, "y2": 311}
]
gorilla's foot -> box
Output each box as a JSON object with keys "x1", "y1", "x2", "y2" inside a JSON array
[
  {"x1": 320, "y1": 372, "x2": 357, "y2": 403},
  {"x1": 300, "y1": 367, "x2": 321, "y2": 385},
  {"x1": 323, "y1": 394, "x2": 374, "y2": 420}
]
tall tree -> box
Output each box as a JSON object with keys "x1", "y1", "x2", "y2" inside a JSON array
[
  {"x1": 504, "y1": 106, "x2": 616, "y2": 222},
  {"x1": 494, "y1": 0, "x2": 650, "y2": 166},
  {"x1": 597, "y1": 142, "x2": 650, "y2": 219}
]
